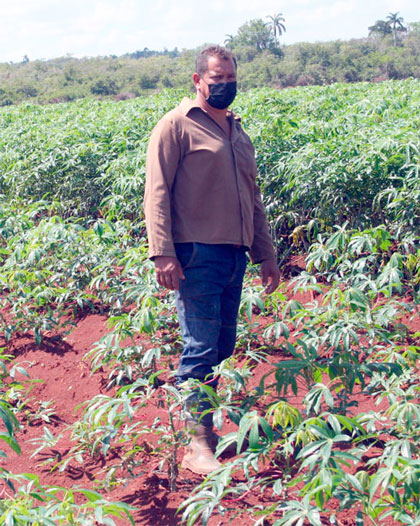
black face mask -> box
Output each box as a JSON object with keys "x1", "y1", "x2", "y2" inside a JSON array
[{"x1": 205, "y1": 81, "x2": 237, "y2": 109}]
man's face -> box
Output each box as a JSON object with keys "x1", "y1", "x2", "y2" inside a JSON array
[{"x1": 194, "y1": 55, "x2": 237, "y2": 101}]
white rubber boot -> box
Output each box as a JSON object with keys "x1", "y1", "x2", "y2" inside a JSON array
[{"x1": 181, "y1": 422, "x2": 222, "y2": 475}]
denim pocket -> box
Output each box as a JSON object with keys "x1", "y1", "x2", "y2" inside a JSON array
[{"x1": 174, "y1": 242, "x2": 197, "y2": 269}]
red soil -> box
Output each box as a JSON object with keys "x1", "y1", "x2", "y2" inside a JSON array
[{"x1": 2, "y1": 279, "x2": 418, "y2": 525}]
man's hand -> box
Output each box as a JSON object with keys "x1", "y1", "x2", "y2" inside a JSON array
[
  {"x1": 154, "y1": 256, "x2": 185, "y2": 290},
  {"x1": 260, "y1": 259, "x2": 280, "y2": 294}
]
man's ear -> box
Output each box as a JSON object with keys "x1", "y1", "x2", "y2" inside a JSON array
[{"x1": 192, "y1": 72, "x2": 201, "y2": 90}]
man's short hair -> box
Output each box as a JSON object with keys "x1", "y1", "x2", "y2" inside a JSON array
[{"x1": 195, "y1": 45, "x2": 237, "y2": 76}]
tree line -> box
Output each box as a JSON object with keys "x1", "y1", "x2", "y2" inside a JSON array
[{"x1": 0, "y1": 12, "x2": 419, "y2": 106}]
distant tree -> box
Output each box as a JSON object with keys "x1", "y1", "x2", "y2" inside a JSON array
[
  {"x1": 368, "y1": 19, "x2": 392, "y2": 38},
  {"x1": 128, "y1": 48, "x2": 156, "y2": 59},
  {"x1": 266, "y1": 13, "x2": 286, "y2": 44},
  {"x1": 0, "y1": 87, "x2": 13, "y2": 106},
  {"x1": 90, "y1": 78, "x2": 119, "y2": 95},
  {"x1": 139, "y1": 73, "x2": 158, "y2": 90},
  {"x1": 22, "y1": 55, "x2": 29, "y2": 64},
  {"x1": 18, "y1": 85, "x2": 37, "y2": 97},
  {"x1": 164, "y1": 47, "x2": 180, "y2": 58},
  {"x1": 235, "y1": 18, "x2": 278, "y2": 53},
  {"x1": 64, "y1": 65, "x2": 77, "y2": 82},
  {"x1": 408, "y1": 21, "x2": 420, "y2": 35},
  {"x1": 224, "y1": 34, "x2": 235, "y2": 47},
  {"x1": 386, "y1": 12, "x2": 407, "y2": 47}
]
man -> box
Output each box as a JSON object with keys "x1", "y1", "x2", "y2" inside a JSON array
[{"x1": 144, "y1": 45, "x2": 280, "y2": 475}]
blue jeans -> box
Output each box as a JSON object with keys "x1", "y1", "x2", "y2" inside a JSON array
[{"x1": 174, "y1": 243, "x2": 247, "y2": 422}]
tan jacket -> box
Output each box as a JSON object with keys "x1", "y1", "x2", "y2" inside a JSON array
[{"x1": 144, "y1": 97, "x2": 276, "y2": 263}]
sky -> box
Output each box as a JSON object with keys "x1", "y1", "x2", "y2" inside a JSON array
[{"x1": 0, "y1": 0, "x2": 418, "y2": 63}]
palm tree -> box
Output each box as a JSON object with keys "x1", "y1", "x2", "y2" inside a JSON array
[
  {"x1": 266, "y1": 13, "x2": 286, "y2": 45},
  {"x1": 224, "y1": 34, "x2": 235, "y2": 47},
  {"x1": 386, "y1": 12, "x2": 406, "y2": 47}
]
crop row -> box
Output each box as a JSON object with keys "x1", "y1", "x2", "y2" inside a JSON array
[
  {"x1": 1, "y1": 80, "x2": 420, "y2": 240},
  {"x1": 0, "y1": 80, "x2": 419, "y2": 524}
]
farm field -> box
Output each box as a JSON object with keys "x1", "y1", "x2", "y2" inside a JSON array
[{"x1": 0, "y1": 79, "x2": 420, "y2": 525}]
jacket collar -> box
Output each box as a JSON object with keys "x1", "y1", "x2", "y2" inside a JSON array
[{"x1": 179, "y1": 97, "x2": 241, "y2": 122}]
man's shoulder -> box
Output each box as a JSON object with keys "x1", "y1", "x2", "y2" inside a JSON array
[
  {"x1": 159, "y1": 98, "x2": 197, "y2": 122},
  {"x1": 156, "y1": 106, "x2": 181, "y2": 125},
  {"x1": 230, "y1": 112, "x2": 251, "y2": 139},
  {"x1": 230, "y1": 110, "x2": 242, "y2": 123}
]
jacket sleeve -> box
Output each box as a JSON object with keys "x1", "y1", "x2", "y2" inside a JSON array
[
  {"x1": 249, "y1": 183, "x2": 277, "y2": 264},
  {"x1": 144, "y1": 115, "x2": 181, "y2": 259}
]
